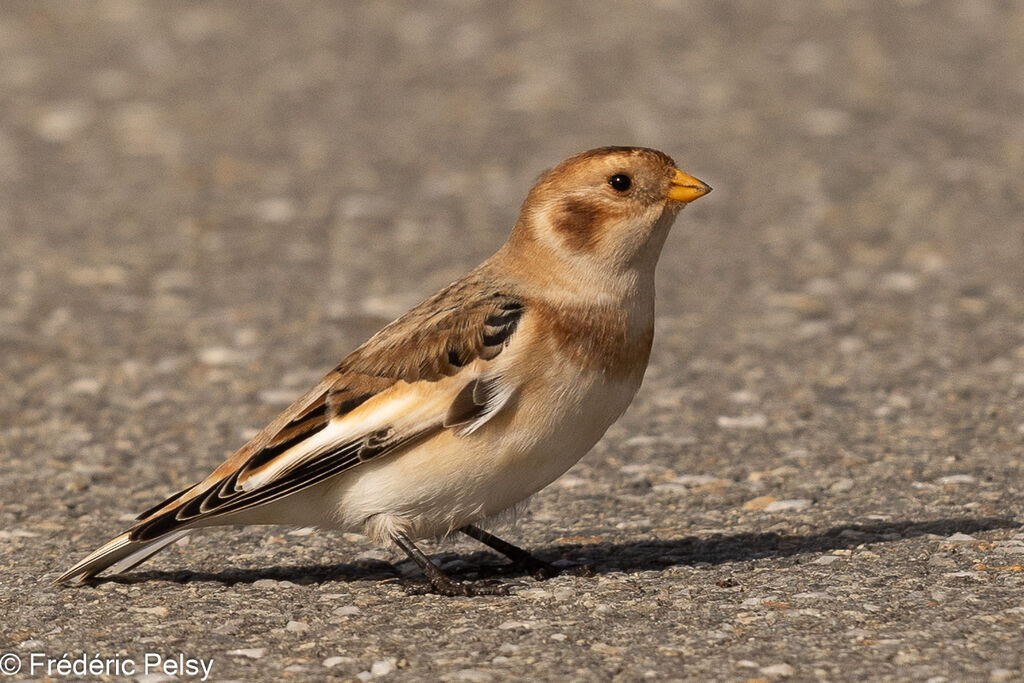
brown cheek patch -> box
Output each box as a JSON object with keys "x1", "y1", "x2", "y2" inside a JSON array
[{"x1": 551, "y1": 198, "x2": 603, "y2": 252}]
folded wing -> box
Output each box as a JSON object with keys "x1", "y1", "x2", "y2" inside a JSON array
[
  {"x1": 136, "y1": 279, "x2": 524, "y2": 540},
  {"x1": 56, "y1": 278, "x2": 525, "y2": 582}
]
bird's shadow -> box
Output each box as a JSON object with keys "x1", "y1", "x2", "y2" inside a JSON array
[{"x1": 87, "y1": 516, "x2": 1018, "y2": 587}]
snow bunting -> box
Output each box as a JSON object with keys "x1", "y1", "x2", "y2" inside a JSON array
[{"x1": 56, "y1": 146, "x2": 711, "y2": 595}]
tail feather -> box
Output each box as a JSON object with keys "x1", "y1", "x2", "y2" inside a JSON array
[{"x1": 53, "y1": 529, "x2": 191, "y2": 585}]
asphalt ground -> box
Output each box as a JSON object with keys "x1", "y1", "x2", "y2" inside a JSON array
[{"x1": 1, "y1": 2, "x2": 1023, "y2": 681}]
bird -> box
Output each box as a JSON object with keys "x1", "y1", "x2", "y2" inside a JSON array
[{"x1": 55, "y1": 146, "x2": 711, "y2": 595}]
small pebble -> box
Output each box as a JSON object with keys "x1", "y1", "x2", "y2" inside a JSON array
[
  {"x1": 257, "y1": 197, "x2": 295, "y2": 223},
  {"x1": 68, "y1": 377, "x2": 103, "y2": 395},
  {"x1": 35, "y1": 102, "x2": 93, "y2": 142},
  {"x1": 227, "y1": 648, "x2": 266, "y2": 659},
  {"x1": 371, "y1": 658, "x2": 397, "y2": 676},
  {"x1": 0, "y1": 529, "x2": 39, "y2": 539},
  {"x1": 498, "y1": 620, "x2": 534, "y2": 630},
  {"x1": 324, "y1": 656, "x2": 355, "y2": 668},
  {"x1": 716, "y1": 413, "x2": 768, "y2": 429},
  {"x1": 764, "y1": 498, "x2": 812, "y2": 512},
  {"x1": 742, "y1": 495, "x2": 778, "y2": 511},
  {"x1": 198, "y1": 346, "x2": 248, "y2": 366},
  {"x1": 880, "y1": 271, "x2": 919, "y2": 292},
  {"x1": 286, "y1": 620, "x2": 309, "y2": 633},
  {"x1": 590, "y1": 642, "x2": 620, "y2": 655},
  {"x1": 334, "y1": 605, "x2": 361, "y2": 616},
  {"x1": 830, "y1": 478, "x2": 855, "y2": 492},
  {"x1": 938, "y1": 474, "x2": 976, "y2": 485},
  {"x1": 447, "y1": 670, "x2": 492, "y2": 682},
  {"x1": 839, "y1": 336, "x2": 863, "y2": 353},
  {"x1": 129, "y1": 606, "x2": 168, "y2": 616},
  {"x1": 670, "y1": 474, "x2": 729, "y2": 487},
  {"x1": 760, "y1": 662, "x2": 796, "y2": 678}
]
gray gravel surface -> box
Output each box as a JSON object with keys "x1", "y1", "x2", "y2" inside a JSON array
[{"x1": 2, "y1": 2, "x2": 1023, "y2": 681}]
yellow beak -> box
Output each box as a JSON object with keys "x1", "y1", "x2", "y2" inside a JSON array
[{"x1": 667, "y1": 169, "x2": 712, "y2": 203}]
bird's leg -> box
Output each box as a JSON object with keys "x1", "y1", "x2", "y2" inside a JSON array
[
  {"x1": 391, "y1": 531, "x2": 513, "y2": 597},
  {"x1": 460, "y1": 524, "x2": 559, "y2": 578}
]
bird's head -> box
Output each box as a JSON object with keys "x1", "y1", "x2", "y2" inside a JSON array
[{"x1": 508, "y1": 147, "x2": 710, "y2": 286}]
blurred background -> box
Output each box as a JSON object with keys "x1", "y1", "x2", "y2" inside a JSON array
[
  {"x1": 3, "y1": 0, "x2": 1021, "y2": 492},
  {"x1": 1, "y1": 1, "x2": 1022, "y2": 680}
]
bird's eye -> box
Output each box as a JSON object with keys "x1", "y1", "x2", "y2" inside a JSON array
[{"x1": 608, "y1": 174, "x2": 632, "y2": 192}]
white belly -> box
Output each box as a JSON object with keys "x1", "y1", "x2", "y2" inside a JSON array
[{"x1": 322, "y1": 365, "x2": 643, "y2": 542}]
